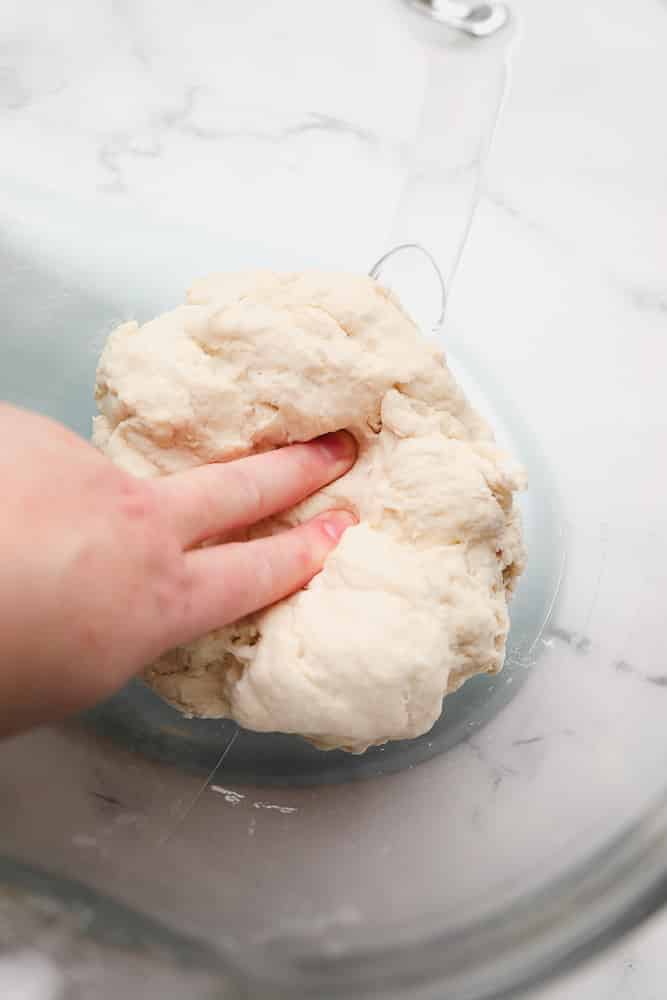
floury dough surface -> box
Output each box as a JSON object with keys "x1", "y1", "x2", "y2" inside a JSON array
[{"x1": 94, "y1": 271, "x2": 526, "y2": 752}]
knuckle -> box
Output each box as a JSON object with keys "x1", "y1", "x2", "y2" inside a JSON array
[
  {"x1": 116, "y1": 474, "x2": 161, "y2": 528},
  {"x1": 234, "y1": 466, "x2": 265, "y2": 522},
  {"x1": 292, "y1": 527, "x2": 317, "y2": 578},
  {"x1": 293, "y1": 442, "x2": 321, "y2": 482},
  {"x1": 192, "y1": 476, "x2": 219, "y2": 534},
  {"x1": 113, "y1": 475, "x2": 175, "y2": 583},
  {"x1": 254, "y1": 549, "x2": 276, "y2": 597},
  {"x1": 149, "y1": 550, "x2": 193, "y2": 630}
]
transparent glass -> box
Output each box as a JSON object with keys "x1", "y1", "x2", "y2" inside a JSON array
[{"x1": 1, "y1": 2, "x2": 667, "y2": 998}]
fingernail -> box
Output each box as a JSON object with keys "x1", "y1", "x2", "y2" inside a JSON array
[
  {"x1": 315, "y1": 430, "x2": 357, "y2": 464},
  {"x1": 321, "y1": 510, "x2": 357, "y2": 543}
]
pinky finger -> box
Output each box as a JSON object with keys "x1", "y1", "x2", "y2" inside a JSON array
[{"x1": 173, "y1": 510, "x2": 356, "y2": 647}]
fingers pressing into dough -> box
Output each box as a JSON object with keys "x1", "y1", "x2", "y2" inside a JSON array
[
  {"x1": 152, "y1": 431, "x2": 357, "y2": 548},
  {"x1": 172, "y1": 510, "x2": 357, "y2": 646}
]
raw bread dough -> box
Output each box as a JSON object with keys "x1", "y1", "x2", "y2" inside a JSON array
[{"x1": 94, "y1": 271, "x2": 525, "y2": 752}]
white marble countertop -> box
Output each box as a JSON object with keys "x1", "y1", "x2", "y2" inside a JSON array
[
  {"x1": 460, "y1": 2, "x2": 667, "y2": 995},
  {"x1": 1, "y1": 0, "x2": 666, "y2": 997}
]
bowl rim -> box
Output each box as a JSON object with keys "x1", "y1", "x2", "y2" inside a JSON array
[
  {"x1": 234, "y1": 787, "x2": 667, "y2": 998},
  {"x1": 3, "y1": 786, "x2": 667, "y2": 999}
]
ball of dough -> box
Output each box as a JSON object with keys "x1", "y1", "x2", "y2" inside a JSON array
[{"x1": 94, "y1": 271, "x2": 526, "y2": 752}]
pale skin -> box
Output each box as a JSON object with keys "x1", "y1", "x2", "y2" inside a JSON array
[{"x1": 0, "y1": 404, "x2": 357, "y2": 740}]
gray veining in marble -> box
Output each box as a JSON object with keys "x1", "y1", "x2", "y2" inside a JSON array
[{"x1": 1, "y1": 0, "x2": 667, "y2": 997}]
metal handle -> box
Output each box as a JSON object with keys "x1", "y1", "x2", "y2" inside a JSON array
[{"x1": 403, "y1": 0, "x2": 510, "y2": 37}]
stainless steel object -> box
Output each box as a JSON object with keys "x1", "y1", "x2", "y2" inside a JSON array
[{"x1": 404, "y1": 0, "x2": 510, "y2": 36}]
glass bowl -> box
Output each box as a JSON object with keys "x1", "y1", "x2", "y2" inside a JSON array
[{"x1": 1, "y1": 2, "x2": 666, "y2": 997}]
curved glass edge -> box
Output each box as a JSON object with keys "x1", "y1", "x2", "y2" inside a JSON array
[
  {"x1": 236, "y1": 790, "x2": 667, "y2": 999},
  {"x1": 0, "y1": 856, "x2": 244, "y2": 996},
  {"x1": 3, "y1": 793, "x2": 667, "y2": 1000}
]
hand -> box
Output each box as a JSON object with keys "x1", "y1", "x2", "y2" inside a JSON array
[{"x1": 0, "y1": 404, "x2": 357, "y2": 738}]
